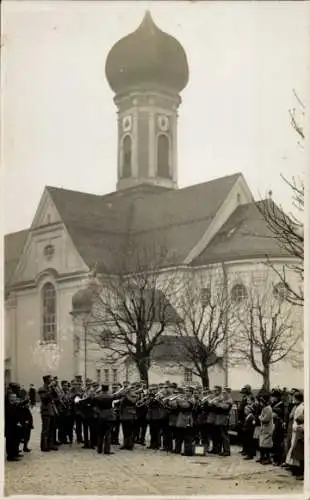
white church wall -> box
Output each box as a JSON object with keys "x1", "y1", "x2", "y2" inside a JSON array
[
  {"x1": 225, "y1": 260, "x2": 303, "y2": 391},
  {"x1": 11, "y1": 278, "x2": 86, "y2": 389},
  {"x1": 12, "y1": 223, "x2": 88, "y2": 286}
]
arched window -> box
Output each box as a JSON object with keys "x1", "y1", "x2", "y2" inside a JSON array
[
  {"x1": 157, "y1": 134, "x2": 171, "y2": 178},
  {"x1": 42, "y1": 282, "x2": 57, "y2": 342},
  {"x1": 122, "y1": 135, "x2": 132, "y2": 178},
  {"x1": 273, "y1": 282, "x2": 287, "y2": 301},
  {"x1": 231, "y1": 283, "x2": 247, "y2": 304}
]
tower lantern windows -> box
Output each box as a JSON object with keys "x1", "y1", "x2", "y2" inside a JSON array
[
  {"x1": 121, "y1": 134, "x2": 132, "y2": 178},
  {"x1": 157, "y1": 134, "x2": 171, "y2": 179}
]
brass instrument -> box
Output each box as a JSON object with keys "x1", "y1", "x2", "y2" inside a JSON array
[
  {"x1": 112, "y1": 385, "x2": 129, "y2": 398},
  {"x1": 199, "y1": 394, "x2": 212, "y2": 405},
  {"x1": 74, "y1": 387, "x2": 93, "y2": 405},
  {"x1": 135, "y1": 391, "x2": 151, "y2": 407}
]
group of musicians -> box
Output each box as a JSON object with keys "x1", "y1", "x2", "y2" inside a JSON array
[
  {"x1": 5, "y1": 374, "x2": 304, "y2": 481},
  {"x1": 37, "y1": 375, "x2": 234, "y2": 456}
]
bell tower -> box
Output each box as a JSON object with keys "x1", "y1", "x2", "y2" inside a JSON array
[{"x1": 105, "y1": 11, "x2": 189, "y2": 191}]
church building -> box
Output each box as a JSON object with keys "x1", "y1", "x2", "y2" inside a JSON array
[{"x1": 4, "y1": 12, "x2": 303, "y2": 390}]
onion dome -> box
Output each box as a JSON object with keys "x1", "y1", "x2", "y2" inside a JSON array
[
  {"x1": 105, "y1": 11, "x2": 189, "y2": 94},
  {"x1": 72, "y1": 287, "x2": 94, "y2": 315}
]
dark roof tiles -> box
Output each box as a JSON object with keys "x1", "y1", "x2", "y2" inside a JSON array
[
  {"x1": 191, "y1": 200, "x2": 289, "y2": 266},
  {"x1": 152, "y1": 335, "x2": 221, "y2": 364}
]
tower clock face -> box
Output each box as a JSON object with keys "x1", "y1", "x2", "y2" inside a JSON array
[
  {"x1": 122, "y1": 115, "x2": 132, "y2": 132},
  {"x1": 157, "y1": 115, "x2": 169, "y2": 132}
]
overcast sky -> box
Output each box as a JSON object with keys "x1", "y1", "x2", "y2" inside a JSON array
[{"x1": 2, "y1": 1, "x2": 309, "y2": 234}]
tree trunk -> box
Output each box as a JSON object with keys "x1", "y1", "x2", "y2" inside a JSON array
[
  {"x1": 262, "y1": 364, "x2": 270, "y2": 392},
  {"x1": 136, "y1": 358, "x2": 149, "y2": 387},
  {"x1": 201, "y1": 367, "x2": 210, "y2": 389}
]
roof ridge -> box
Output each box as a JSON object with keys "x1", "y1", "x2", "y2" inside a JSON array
[
  {"x1": 46, "y1": 185, "x2": 102, "y2": 197},
  {"x1": 178, "y1": 172, "x2": 242, "y2": 192}
]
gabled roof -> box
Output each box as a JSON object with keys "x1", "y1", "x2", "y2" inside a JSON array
[
  {"x1": 45, "y1": 173, "x2": 241, "y2": 271},
  {"x1": 4, "y1": 230, "x2": 29, "y2": 287},
  {"x1": 152, "y1": 335, "x2": 221, "y2": 364},
  {"x1": 7, "y1": 173, "x2": 285, "y2": 286},
  {"x1": 191, "y1": 200, "x2": 290, "y2": 266}
]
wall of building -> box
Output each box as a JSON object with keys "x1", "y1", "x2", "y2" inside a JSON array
[
  {"x1": 194, "y1": 260, "x2": 304, "y2": 390},
  {"x1": 8, "y1": 278, "x2": 84, "y2": 389}
]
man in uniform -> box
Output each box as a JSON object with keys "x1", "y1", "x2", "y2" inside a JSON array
[
  {"x1": 80, "y1": 379, "x2": 96, "y2": 449},
  {"x1": 72, "y1": 379, "x2": 84, "y2": 443},
  {"x1": 207, "y1": 386, "x2": 222, "y2": 454},
  {"x1": 120, "y1": 386, "x2": 138, "y2": 450},
  {"x1": 38, "y1": 375, "x2": 58, "y2": 452},
  {"x1": 215, "y1": 387, "x2": 233, "y2": 456},
  {"x1": 94, "y1": 384, "x2": 115, "y2": 455}
]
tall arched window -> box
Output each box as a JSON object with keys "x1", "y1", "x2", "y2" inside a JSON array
[
  {"x1": 157, "y1": 134, "x2": 171, "y2": 178},
  {"x1": 122, "y1": 135, "x2": 132, "y2": 178},
  {"x1": 42, "y1": 282, "x2": 57, "y2": 342}
]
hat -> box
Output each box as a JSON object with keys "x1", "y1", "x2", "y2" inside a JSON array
[
  {"x1": 271, "y1": 389, "x2": 282, "y2": 399},
  {"x1": 241, "y1": 384, "x2": 251, "y2": 394}
]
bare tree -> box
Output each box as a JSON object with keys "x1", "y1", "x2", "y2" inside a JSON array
[
  {"x1": 176, "y1": 267, "x2": 235, "y2": 389},
  {"x1": 232, "y1": 275, "x2": 302, "y2": 391},
  {"x1": 257, "y1": 90, "x2": 304, "y2": 306},
  {"x1": 85, "y1": 243, "x2": 181, "y2": 386}
]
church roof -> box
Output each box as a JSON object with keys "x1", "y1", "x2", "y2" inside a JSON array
[
  {"x1": 4, "y1": 173, "x2": 290, "y2": 287},
  {"x1": 191, "y1": 200, "x2": 289, "y2": 266},
  {"x1": 151, "y1": 335, "x2": 221, "y2": 364},
  {"x1": 4, "y1": 229, "x2": 29, "y2": 286},
  {"x1": 45, "y1": 173, "x2": 241, "y2": 271}
]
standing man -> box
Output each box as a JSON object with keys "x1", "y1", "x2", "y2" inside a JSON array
[
  {"x1": 216, "y1": 387, "x2": 233, "y2": 457},
  {"x1": 94, "y1": 385, "x2": 115, "y2": 455},
  {"x1": 80, "y1": 379, "x2": 96, "y2": 449},
  {"x1": 238, "y1": 385, "x2": 252, "y2": 455},
  {"x1": 208, "y1": 386, "x2": 223, "y2": 454},
  {"x1": 72, "y1": 379, "x2": 84, "y2": 444},
  {"x1": 111, "y1": 384, "x2": 122, "y2": 445},
  {"x1": 5, "y1": 386, "x2": 22, "y2": 461},
  {"x1": 38, "y1": 375, "x2": 58, "y2": 452},
  {"x1": 120, "y1": 387, "x2": 138, "y2": 450}
]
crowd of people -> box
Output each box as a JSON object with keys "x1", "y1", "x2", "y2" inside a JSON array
[
  {"x1": 5, "y1": 383, "x2": 35, "y2": 461},
  {"x1": 4, "y1": 376, "x2": 304, "y2": 481}
]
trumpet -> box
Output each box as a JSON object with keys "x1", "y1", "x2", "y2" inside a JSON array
[
  {"x1": 112, "y1": 383, "x2": 138, "y2": 399},
  {"x1": 74, "y1": 394, "x2": 89, "y2": 404},
  {"x1": 200, "y1": 395, "x2": 211, "y2": 405},
  {"x1": 136, "y1": 393, "x2": 152, "y2": 407}
]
